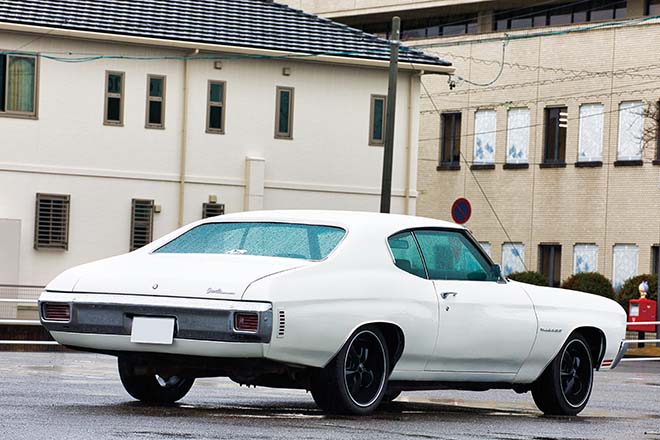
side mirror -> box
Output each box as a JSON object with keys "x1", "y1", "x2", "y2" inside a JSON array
[{"x1": 491, "y1": 264, "x2": 505, "y2": 282}]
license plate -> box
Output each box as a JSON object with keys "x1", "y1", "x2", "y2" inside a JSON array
[{"x1": 130, "y1": 316, "x2": 175, "y2": 345}]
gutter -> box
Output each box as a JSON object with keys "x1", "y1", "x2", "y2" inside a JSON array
[{"x1": 0, "y1": 22, "x2": 454, "y2": 74}]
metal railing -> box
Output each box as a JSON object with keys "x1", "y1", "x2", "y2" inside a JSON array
[
  {"x1": 0, "y1": 285, "x2": 52, "y2": 344},
  {"x1": 619, "y1": 321, "x2": 660, "y2": 363}
]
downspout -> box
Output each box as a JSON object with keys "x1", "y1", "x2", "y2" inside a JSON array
[
  {"x1": 404, "y1": 71, "x2": 422, "y2": 215},
  {"x1": 178, "y1": 49, "x2": 199, "y2": 227}
]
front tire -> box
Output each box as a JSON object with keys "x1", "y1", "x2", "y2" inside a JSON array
[
  {"x1": 118, "y1": 357, "x2": 195, "y2": 404},
  {"x1": 311, "y1": 327, "x2": 389, "y2": 415},
  {"x1": 531, "y1": 333, "x2": 594, "y2": 416}
]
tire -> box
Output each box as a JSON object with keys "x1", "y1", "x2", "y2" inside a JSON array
[
  {"x1": 310, "y1": 326, "x2": 390, "y2": 415},
  {"x1": 531, "y1": 333, "x2": 594, "y2": 416},
  {"x1": 382, "y1": 389, "x2": 402, "y2": 403},
  {"x1": 118, "y1": 357, "x2": 195, "y2": 404}
]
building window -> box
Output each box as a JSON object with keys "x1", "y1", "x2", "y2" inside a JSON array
[
  {"x1": 440, "y1": 112, "x2": 461, "y2": 166},
  {"x1": 34, "y1": 193, "x2": 70, "y2": 250},
  {"x1": 539, "y1": 244, "x2": 562, "y2": 287},
  {"x1": 651, "y1": 245, "x2": 659, "y2": 274},
  {"x1": 617, "y1": 101, "x2": 643, "y2": 161},
  {"x1": 358, "y1": 14, "x2": 478, "y2": 40},
  {"x1": 207, "y1": 80, "x2": 226, "y2": 134},
  {"x1": 104, "y1": 71, "x2": 124, "y2": 126},
  {"x1": 574, "y1": 244, "x2": 599, "y2": 273},
  {"x1": 506, "y1": 108, "x2": 530, "y2": 164},
  {"x1": 146, "y1": 75, "x2": 165, "y2": 128},
  {"x1": 543, "y1": 107, "x2": 567, "y2": 165},
  {"x1": 369, "y1": 95, "x2": 387, "y2": 146},
  {"x1": 649, "y1": 0, "x2": 660, "y2": 15},
  {"x1": 578, "y1": 104, "x2": 604, "y2": 162},
  {"x1": 612, "y1": 244, "x2": 639, "y2": 290},
  {"x1": 275, "y1": 86, "x2": 294, "y2": 139},
  {"x1": 502, "y1": 243, "x2": 525, "y2": 276},
  {"x1": 473, "y1": 110, "x2": 496, "y2": 165},
  {"x1": 202, "y1": 202, "x2": 225, "y2": 219},
  {"x1": 495, "y1": 1, "x2": 627, "y2": 31},
  {"x1": 0, "y1": 53, "x2": 37, "y2": 117},
  {"x1": 130, "y1": 199, "x2": 154, "y2": 251},
  {"x1": 479, "y1": 242, "x2": 492, "y2": 258}
]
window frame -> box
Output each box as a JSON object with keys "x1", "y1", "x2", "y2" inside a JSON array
[
  {"x1": 206, "y1": 80, "x2": 226, "y2": 134},
  {"x1": 543, "y1": 106, "x2": 567, "y2": 165},
  {"x1": 145, "y1": 74, "x2": 166, "y2": 129},
  {"x1": 104, "y1": 70, "x2": 125, "y2": 126},
  {"x1": 440, "y1": 112, "x2": 462, "y2": 166},
  {"x1": 130, "y1": 198, "x2": 154, "y2": 251},
  {"x1": 369, "y1": 94, "x2": 387, "y2": 146},
  {"x1": 275, "y1": 86, "x2": 294, "y2": 140},
  {"x1": 34, "y1": 193, "x2": 70, "y2": 251},
  {"x1": 0, "y1": 53, "x2": 39, "y2": 119}
]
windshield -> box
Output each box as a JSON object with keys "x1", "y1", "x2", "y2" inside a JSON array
[{"x1": 154, "y1": 222, "x2": 346, "y2": 260}]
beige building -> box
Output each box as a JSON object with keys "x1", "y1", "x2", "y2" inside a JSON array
[{"x1": 284, "y1": 0, "x2": 660, "y2": 289}]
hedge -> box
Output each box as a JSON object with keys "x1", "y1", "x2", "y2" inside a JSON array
[
  {"x1": 507, "y1": 271, "x2": 549, "y2": 286},
  {"x1": 560, "y1": 272, "x2": 615, "y2": 300}
]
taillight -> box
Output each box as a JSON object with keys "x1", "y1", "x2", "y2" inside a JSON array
[
  {"x1": 235, "y1": 313, "x2": 259, "y2": 332},
  {"x1": 42, "y1": 303, "x2": 71, "y2": 321}
]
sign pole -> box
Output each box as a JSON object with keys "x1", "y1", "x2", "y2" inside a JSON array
[{"x1": 380, "y1": 16, "x2": 400, "y2": 214}]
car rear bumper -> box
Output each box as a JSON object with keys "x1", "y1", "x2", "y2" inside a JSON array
[{"x1": 39, "y1": 291, "x2": 272, "y2": 356}]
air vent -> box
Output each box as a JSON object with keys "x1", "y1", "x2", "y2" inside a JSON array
[
  {"x1": 277, "y1": 310, "x2": 286, "y2": 338},
  {"x1": 202, "y1": 202, "x2": 225, "y2": 218}
]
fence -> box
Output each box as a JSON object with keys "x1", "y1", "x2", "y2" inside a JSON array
[{"x1": 0, "y1": 284, "x2": 57, "y2": 345}]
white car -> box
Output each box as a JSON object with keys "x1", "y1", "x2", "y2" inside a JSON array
[{"x1": 39, "y1": 210, "x2": 627, "y2": 415}]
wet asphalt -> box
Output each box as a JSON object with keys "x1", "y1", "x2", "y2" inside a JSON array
[{"x1": 0, "y1": 352, "x2": 658, "y2": 440}]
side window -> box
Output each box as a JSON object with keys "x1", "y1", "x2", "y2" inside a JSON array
[
  {"x1": 387, "y1": 232, "x2": 426, "y2": 278},
  {"x1": 414, "y1": 230, "x2": 494, "y2": 281}
]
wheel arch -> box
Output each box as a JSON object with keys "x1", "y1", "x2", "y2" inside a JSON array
[
  {"x1": 572, "y1": 326, "x2": 606, "y2": 369},
  {"x1": 329, "y1": 321, "x2": 405, "y2": 372}
]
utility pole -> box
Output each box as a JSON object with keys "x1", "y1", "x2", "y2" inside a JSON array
[{"x1": 380, "y1": 16, "x2": 400, "y2": 214}]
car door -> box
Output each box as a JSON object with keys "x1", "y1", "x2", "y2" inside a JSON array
[{"x1": 414, "y1": 229, "x2": 538, "y2": 374}]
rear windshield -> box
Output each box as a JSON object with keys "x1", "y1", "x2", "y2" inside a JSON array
[{"x1": 154, "y1": 222, "x2": 346, "y2": 260}]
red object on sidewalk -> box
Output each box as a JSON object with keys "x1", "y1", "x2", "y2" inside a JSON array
[{"x1": 628, "y1": 298, "x2": 657, "y2": 332}]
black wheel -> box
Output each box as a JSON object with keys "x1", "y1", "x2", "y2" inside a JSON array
[
  {"x1": 310, "y1": 327, "x2": 389, "y2": 415},
  {"x1": 118, "y1": 357, "x2": 195, "y2": 404},
  {"x1": 531, "y1": 333, "x2": 594, "y2": 416}
]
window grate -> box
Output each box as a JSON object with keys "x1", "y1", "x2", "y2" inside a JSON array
[
  {"x1": 130, "y1": 199, "x2": 154, "y2": 251},
  {"x1": 202, "y1": 202, "x2": 225, "y2": 219},
  {"x1": 34, "y1": 193, "x2": 70, "y2": 250}
]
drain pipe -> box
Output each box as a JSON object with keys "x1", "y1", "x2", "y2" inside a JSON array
[{"x1": 178, "y1": 48, "x2": 199, "y2": 227}]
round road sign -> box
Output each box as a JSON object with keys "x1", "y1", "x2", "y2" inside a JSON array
[{"x1": 451, "y1": 198, "x2": 472, "y2": 224}]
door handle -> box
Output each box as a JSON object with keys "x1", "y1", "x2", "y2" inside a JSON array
[{"x1": 441, "y1": 291, "x2": 459, "y2": 299}]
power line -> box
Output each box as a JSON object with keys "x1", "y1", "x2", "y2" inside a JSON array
[{"x1": 419, "y1": 76, "x2": 528, "y2": 271}]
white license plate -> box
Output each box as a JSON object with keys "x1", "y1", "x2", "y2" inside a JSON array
[{"x1": 130, "y1": 316, "x2": 175, "y2": 345}]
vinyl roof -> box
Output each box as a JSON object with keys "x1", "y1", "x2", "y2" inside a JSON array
[{"x1": 0, "y1": 0, "x2": 452, "y2": 68}]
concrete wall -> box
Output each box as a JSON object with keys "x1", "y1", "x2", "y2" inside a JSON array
[{"x1": 0, "y1": 31, "x2": 419, "y2": 285}]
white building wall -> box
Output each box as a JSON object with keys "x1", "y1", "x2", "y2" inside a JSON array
[{"x1": 0, "y1": 31, "x2": 420, "y2": 285}]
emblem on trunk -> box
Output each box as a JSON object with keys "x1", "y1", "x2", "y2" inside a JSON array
[{"x1": 152, "y1": 283, "x2": 159, "y2": 290}]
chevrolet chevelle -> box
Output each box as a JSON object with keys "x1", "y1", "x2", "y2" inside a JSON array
[{"x1": 39, "y1": 210, "x2": 627, "y2": 415}]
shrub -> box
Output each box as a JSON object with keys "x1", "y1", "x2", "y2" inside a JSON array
[
  {"x1": 616, "y1": 274, "x2": 658, "y2": 309},
  {"x1": 560, "y1": 272, "x2": 615, "y2": 300},
  {"x1": 507, "y1": 271, "x2": 549, "y2": 286}
]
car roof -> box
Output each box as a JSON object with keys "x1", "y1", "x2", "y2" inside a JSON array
[{"x1": 204, "y1": 210, "x2": 463, "y2": 235}]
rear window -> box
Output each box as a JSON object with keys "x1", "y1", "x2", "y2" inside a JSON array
[{"x1": 154, "y1": 222, "x2": 346, "y2": 260}]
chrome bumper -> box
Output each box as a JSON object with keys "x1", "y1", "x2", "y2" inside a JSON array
[
  {"x1": 39, "y1": 291, "x2": 273, "y2": 344},
  {"x1": 610, "y1": 340, "x2": 628, "y2": 369}
]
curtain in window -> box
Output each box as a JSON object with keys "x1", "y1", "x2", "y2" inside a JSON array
[
  {"x1": 573, "y1": 244, "x2": 598, "y2": 273},
  {"x1": 473, "y1": 110, "x2": 496, "y2": 164},
  {"x1": 617, "y1": 101, "x2": 643, "y2": 161},
  {"x1": 506, "y1": 108, "x2": 529, "y2": 163},
  {"x1": 479, "y1": 242, "x2": 492, "y2": 258},
  {"x1": 501, "y1": 243, "x2": 525, "y2": 276},
  {"x1": 612, "y1": 244, "x2": 638, "y2": 290},
  {"x1": 578, "y1": 104, "x2": 604, "y2": 162},
  {"x1": 6, "y1": 56, "x2": 35, "y2": 113}
]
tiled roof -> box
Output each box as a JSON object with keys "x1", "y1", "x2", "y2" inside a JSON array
[{"x1": 0, "y1": 0, "x2": 451, "y2": 67}]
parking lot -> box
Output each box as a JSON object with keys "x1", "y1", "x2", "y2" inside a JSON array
[{"x1": 0, "y1": 353, "x2": 658, "y2": 440}]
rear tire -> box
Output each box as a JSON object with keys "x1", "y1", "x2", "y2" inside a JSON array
[
  {"x1": 118, "y1": 357, "x2": 195, "y2": 404},
  {"x1": 531, "y1": 333, "x2": 594, "y2": 416},
  {"x1": 310, "y1": 326, "x2": 389, "y2": 415}
]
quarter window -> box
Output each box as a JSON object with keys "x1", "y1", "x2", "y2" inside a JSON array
[
  {"x1": 130, "y1": 199, "x2": 154, "y2": 251},
  {"x1": 369, "y1": 95, "x2": 387, "y2": 146},
  {"x1": 275, "y1": 86, "x2": 294, "y2": 139},
  {"x1": 104, "y1": 71, "x2": 124, "y2": 126},
  {"x1": 388, "y1": 232, "x2": 426, "y2": 278},
  {"x1": 543, "y1": 107, "x2": 567, "y2": 164},
  {"x1": 207, "y1": 80, "x2": 226, "y2": 133},
  {"x1": 414, "y1": 230, "x2": 495, "y2": 281},
  {"x1": 440, "y1": 112, "x2": 461, "y2": 166},
  {"x1": 146, "y1": 75, "x2": 165, "y2": 128},
  {"x1": 0, "y1": 53, "x2": 37, "y2": 116}
]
